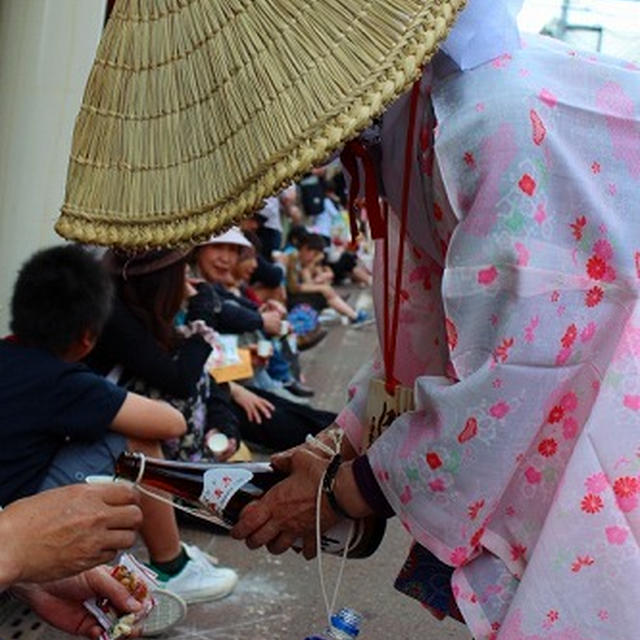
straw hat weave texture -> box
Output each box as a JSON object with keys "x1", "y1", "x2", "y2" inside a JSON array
[{"x1": 57, "y1": 0, "x2": 466, "y2": 249}]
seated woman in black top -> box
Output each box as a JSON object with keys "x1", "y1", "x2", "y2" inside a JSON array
[{"x1": 86, "y1": 248, "x2": 335, "y2": 457}]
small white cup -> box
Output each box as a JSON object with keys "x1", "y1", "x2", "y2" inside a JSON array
[
  {"x1": 257, "y1": 339, "x2": 273, "y2": 357},
  {"x1": 206, "y1": 432, "x2": 230, "y2": 456}
]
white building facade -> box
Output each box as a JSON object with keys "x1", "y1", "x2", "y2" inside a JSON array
[{"x1": 0, "y1": 0, "x2": 105, "y2": 332}]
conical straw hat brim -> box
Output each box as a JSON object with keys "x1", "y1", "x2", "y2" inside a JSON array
[{"x1": 57, "y1": 0, "x2": 466, "y2": 249}]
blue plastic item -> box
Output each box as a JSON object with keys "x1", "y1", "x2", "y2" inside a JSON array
[{"x1": 303, "y1": 608, "x2": 363, "y2": 640}]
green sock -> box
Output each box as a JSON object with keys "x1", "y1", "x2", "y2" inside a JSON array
[{"x1": 149, "y1": 547, "x2": 189, "y2": 578}]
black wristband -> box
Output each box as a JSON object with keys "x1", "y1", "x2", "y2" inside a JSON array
[{"x1": 322, "y1": 454, "x2": 354, "y2": 520}]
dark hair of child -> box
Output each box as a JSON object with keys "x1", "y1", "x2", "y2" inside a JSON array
[
  {"x1": 116, "y1": 257, "x2": 187, "y2": 352},
  {"x1": 10, "y1": 244, "x2": 114, "y2": 356},
  {"x1": 286, "y1": 225, "x2": 309, "y2": 248},
  {"x1": 299, "y1": 233, "x2": 327, "y2": 253}
]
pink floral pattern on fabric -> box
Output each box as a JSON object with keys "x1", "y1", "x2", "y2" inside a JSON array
[{"x1": 336, "y1": 35, "x2": 640, "y2": 640}]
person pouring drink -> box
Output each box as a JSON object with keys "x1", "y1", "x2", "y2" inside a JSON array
[
  {"x1": 226, "y1": 2, "x2": 640, "y2": 637},
  {"x1": 57, "y1": 0, "x2": 640, "y2": 637}
]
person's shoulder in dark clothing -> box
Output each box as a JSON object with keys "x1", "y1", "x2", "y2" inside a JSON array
[
  {"x1": 213, "y1": 283, "x2": 259, "y2": 310},
  {"x1": 0, "y1": 338, "x2": 126, "y2": 505}
]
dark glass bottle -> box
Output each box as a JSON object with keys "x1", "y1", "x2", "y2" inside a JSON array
[{"x1": 115, "y1": 452, "x2": 385, "y2": 559}]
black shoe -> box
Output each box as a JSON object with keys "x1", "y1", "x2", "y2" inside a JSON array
[
  {"x1": 284, "y1": 380, "x2": 315, "y2": 398},
  {"x1": 297, "y1": 327, "x2": 328, "y2": 351}
]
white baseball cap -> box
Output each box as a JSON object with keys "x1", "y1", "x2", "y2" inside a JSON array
[{"x1": 198, "y1": 227, "x2": 252, "y2": 249}]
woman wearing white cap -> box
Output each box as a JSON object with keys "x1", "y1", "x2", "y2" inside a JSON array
[{"x1": 195, "y1": 227, "x2": 285, "y2": 337}]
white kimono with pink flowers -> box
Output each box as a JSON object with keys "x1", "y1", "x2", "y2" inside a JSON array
[{"x1": 337, "y1": 34, "x2": 640, "y2": 640}]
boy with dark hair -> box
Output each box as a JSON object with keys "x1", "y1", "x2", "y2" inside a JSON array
[
  {"x1": 0, "y1": 245, "x2": 237, "y2": 603},
  {"x1": 10, "y1": 244, "x2": 113, "y2": 356}
]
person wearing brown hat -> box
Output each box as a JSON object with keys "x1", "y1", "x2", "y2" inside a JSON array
[
  {"x1": 92, "y1": 241, "x2": 336, "y2": 455},
  {"x1": 58, "y1": 0, "x2": 640, "y2": 637}
]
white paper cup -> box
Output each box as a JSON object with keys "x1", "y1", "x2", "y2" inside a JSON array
[
  {"x1": 257, "y1": 339, "x2": 273, "y2": 357},
  {"x1": 206, "y1": 432, "x2": 230, "y2": 456},
  {"x1": 279, "y1": 320, "x2": 290, "y2": 336}
]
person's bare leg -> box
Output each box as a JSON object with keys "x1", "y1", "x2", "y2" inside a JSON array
[
  {"x1": 322, "y1": 286, "x2": 357, "y2": 320},
  {"x1": 127, "y1": 438, "x2": 181, "y2": 563},
  {"x1": 351, "y1": 264, "x2": 372, "y2": 287}
]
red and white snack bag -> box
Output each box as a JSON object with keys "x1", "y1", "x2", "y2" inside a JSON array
[{"x1": 84, "y1": 553, "x2": 157, "y2": 640}]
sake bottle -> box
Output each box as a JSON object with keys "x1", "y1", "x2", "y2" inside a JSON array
[{"x1": 115, "y1": 452, "x2": 385, "y2": 559}]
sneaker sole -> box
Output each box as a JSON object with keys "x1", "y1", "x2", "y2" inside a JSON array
[{"x1": 142, "y1": 589, "x2": 187, "y2": 637}]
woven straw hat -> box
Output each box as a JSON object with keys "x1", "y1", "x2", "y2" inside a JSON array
[{"x1": 57, "y1": 0, "x2": 466, "y2": 249}]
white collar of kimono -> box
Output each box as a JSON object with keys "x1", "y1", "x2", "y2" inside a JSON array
[{"x1": 440, "y1": 0, "x2": 524, "y2": 70}]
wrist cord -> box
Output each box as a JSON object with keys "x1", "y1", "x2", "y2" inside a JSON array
[{"x1": 307, "y1": 429, "x2": 354, "y2": 627}]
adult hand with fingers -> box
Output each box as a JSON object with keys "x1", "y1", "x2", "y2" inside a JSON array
[
  {"x1": 231, "y1": 447, "x2": 342, "y2": 558},
  {"x1": 260, "y1": 310, "x2": 282, "y2": 336},
  {"x1": 12, "y1": 565, "x2": 143, "y2": 639},
  {"x1": 0, "y1": 483, "x2": 142, "y2": 587}
]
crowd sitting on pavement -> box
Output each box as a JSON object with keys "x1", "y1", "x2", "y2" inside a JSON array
[{"x1": 0, "y1": 172, "x2": 373, "y2": 636}]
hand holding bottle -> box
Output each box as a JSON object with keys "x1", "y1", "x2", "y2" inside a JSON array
[
  {"x1": 271, "y1": 424, "x2": 358, "y2": 464},
  {"x1": 115, "y1": 452, "x2": 386, "y2": 559},
  {"x1": 231, "y1": 447, "x2": 341, "y2": 558}
]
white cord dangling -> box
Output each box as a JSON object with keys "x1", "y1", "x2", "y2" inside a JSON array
[
  {"x1": 308, "y1": 429, "x2": 354, "y2": 626},
  {"x1": 134, "y1": 452, "x2": 146, "y2": 485}
]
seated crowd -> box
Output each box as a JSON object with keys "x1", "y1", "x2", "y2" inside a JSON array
[{"x1": 0, "y1": 169, "x2": 373, "y2": 633}]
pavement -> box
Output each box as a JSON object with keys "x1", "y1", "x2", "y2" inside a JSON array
[{"x1": 25, "y1": 286, "x2": 470, "y2": 640}]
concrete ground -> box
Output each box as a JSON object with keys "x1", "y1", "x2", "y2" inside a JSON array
[{"x1": 41, "y1": 287, "x2": 470, "y2": 640}]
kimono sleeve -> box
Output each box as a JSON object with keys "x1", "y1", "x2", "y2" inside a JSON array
[{"x1": 335, "y1": 348, "x2": 382, "y2": 455}]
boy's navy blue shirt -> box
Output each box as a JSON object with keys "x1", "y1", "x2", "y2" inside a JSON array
[{"x1": 0, "y1": 338, "x2": 126, "y2": 505}]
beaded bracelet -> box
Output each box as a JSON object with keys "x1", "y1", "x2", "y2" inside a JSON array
[{"x1": 322, "y1": 453, "x2": 354, "y2": 520}]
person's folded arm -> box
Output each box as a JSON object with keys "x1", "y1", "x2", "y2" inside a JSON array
[{"x1": 110, "y1": 391, "x2": 186, "y2": 440}]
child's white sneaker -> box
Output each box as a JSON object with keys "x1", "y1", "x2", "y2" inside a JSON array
[{"x1": 156, "y1": 544, "x2": 238, "y2": 604}]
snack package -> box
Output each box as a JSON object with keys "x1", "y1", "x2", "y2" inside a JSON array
[{"x1": 84, "y1": 554, "x2": 157, "y2": 640}]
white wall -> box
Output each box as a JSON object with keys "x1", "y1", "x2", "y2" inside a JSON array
[
  {"x1": 519, "y1": 0, "x2": 640, "y2": 61},
  {"x1": 0, "y1": 0, "x2": 105, "y2": 332}
]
